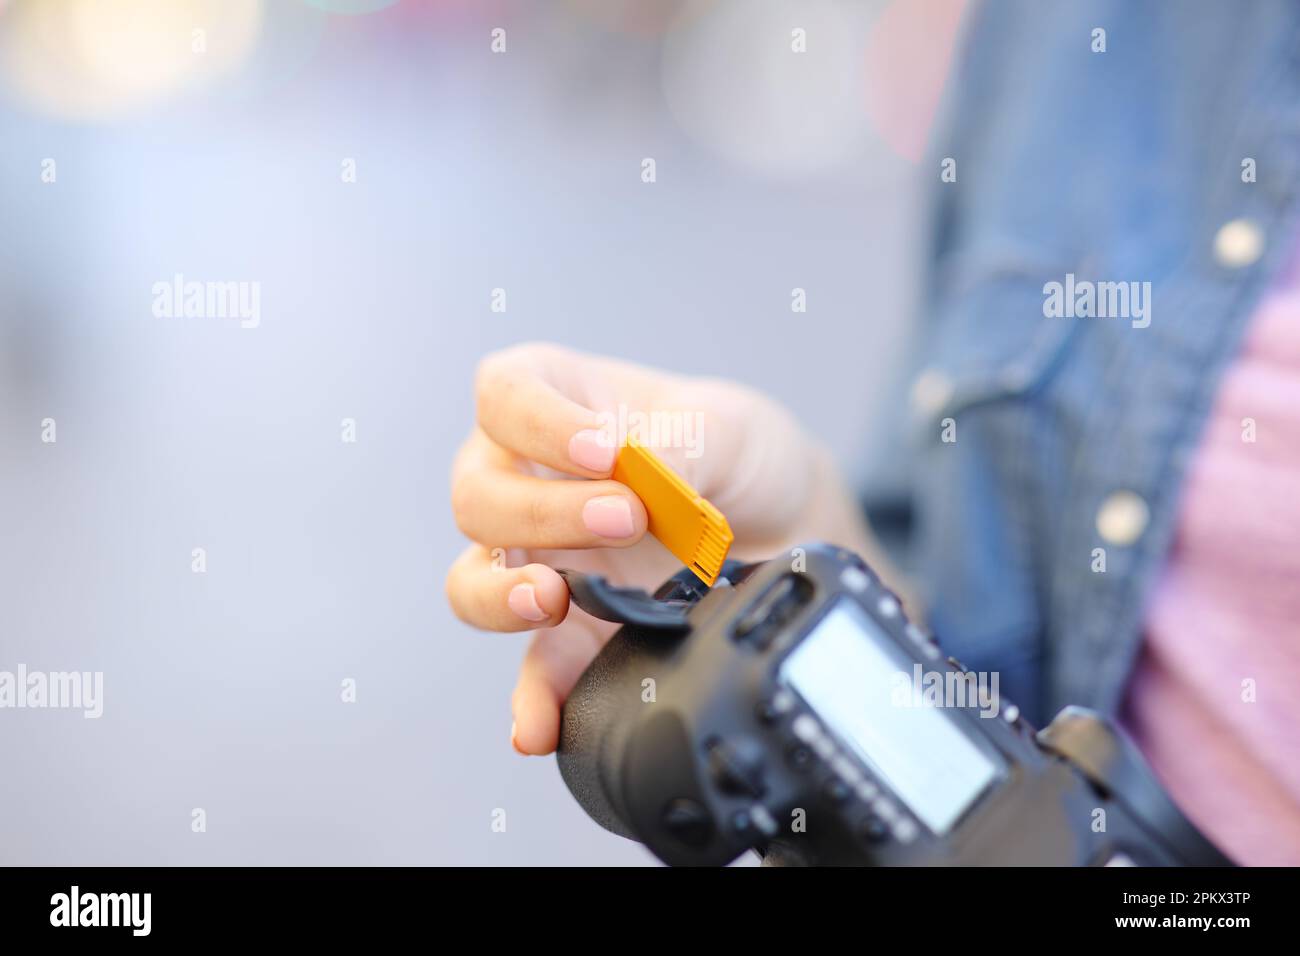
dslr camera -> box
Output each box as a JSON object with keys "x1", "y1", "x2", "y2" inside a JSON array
[{"x1": 556, "y1": 544, "x2": 1232, "y2": 866}]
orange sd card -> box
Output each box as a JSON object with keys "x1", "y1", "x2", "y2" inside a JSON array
[{"x1": 612, "y1": 439, "x2": 734, "y2": 587}]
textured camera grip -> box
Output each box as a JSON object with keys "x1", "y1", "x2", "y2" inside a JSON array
[{"x1": 556, "y1": 625, "x2": 673, "y2": 841}]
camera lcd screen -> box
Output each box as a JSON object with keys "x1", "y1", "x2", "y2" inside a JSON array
[{"x1": 779, "y1": 599, "x2": 1001, "y2": 834}]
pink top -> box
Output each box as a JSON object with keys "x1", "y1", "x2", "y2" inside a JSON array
[{"x1": 1125, "y1": 251, "x2": 1300, "y2": 866}]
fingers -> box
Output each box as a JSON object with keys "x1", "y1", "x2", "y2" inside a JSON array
[
  {"x1": 445, "y1": 544, "x2": 571, "y2": 632},
  {"x1": 451, "y1": 431, "x2": 647, "y2": 549},
  {"x1": 475, "y1": 344, "x2": 618, "y2": 478},
  {"x1": 510, "y1": 618, "x2": 610, "y2": 755}
]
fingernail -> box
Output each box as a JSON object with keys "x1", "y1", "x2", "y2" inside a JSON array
[
  {"x1": 510, "y1": 720, "x2": 525, "y2": 755},
  {"x1": 508, "y1": 583, "x2": 548, "y2": 622},
  {"x1": 582, "y1": 495, "x2": 636, "y2": 539},
  {"x1": 569, "y1": 428, "x2": 616, "y2": 473}
]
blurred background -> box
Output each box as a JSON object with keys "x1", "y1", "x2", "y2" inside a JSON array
[{"x1": 0, "y1": 0, "x2": 965, "y2": 864}]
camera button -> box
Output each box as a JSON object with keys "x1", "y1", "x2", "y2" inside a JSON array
[
  {"x1": 905, "y1": 622, "x2": 931, "y2": 647},
  {"x1": 839, "y1": 566, "x2": 870, "y2": 593},
  {"x1": 831, "y1": 755, "x2": 861, "y2": 787},
  {"x1": 707, "y1": 738, "x2": 767, "y2": 797},
  {"x1": 871, "y1": 797, "x2": 900, "y2": 824},
  {"x1": 749, "y1": 804, "x2": 778, "y2": 837},
  {"x1": 791, "y1": 714, "x2": 821, "y2": 743},
  {"x1": 756, "y1": 689, "x2": 795, "y2": 725},
  {"x1": 858, "y1": 815, "x2": 890, "y2": 844},
  {"x1": 893, "y1": 818, "x2": 919, "y2": 844},
  {"x1": 662, "y1": 798, "x2": 713, "y2": 848},
  {"x1": 822, "y1": 779, "x2": 852, "y2": 804},
  {"x1": 786, "y1": 744, "x2": 814, "y2": 771}
]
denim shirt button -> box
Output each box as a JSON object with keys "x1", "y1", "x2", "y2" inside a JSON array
[
  {"x1": 1096, "y1": 490, "x2": 1150, "y2": 546},
  {"x1": 1213, "y1": 218, "x2": 1264, "y2": 269},
  {"x1": 910, "y1": 368, "x2": 953, "y2": 418}
]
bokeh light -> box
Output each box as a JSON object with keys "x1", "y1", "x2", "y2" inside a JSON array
[
  {"x1": 298, "y1": 0, "x2": 400, "y2": 15},
  {"x1": 561, "y1": 0, "x2": 697, "y2": 38},
  {"x1": 863, "y1": 0, "x2": 968, "y2": 164},
  {"x1": 0, "y1": 0, "x2": 263, "y2": 122}
]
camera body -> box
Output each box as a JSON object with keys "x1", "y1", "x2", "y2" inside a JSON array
[{"x1": 557, "y1": 544, "x2": 1232, "y2": 866}]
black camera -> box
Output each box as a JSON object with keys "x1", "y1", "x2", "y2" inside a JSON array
[{"x1": 556, "y1": 544, "x2": 1233, "y2": 866}]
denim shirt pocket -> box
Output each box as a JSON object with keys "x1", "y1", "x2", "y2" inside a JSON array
[
  {"x1": 905, "y1": 239, "x2": 1086, "y2": 718},
  {"x1": 909, "y1": 240, "x2": 1085, "y2": 432}
]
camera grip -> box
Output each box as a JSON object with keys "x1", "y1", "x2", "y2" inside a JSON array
[{"x1": 557, "y1": 626, "x2": 674, "y2": 841}]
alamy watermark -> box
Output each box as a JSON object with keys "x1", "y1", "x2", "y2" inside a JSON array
[
  {"x1": 50, "y1": 886, "x2": 150, "y2": 936},
  {"x1": 152, "y1": 273, "x2": 261, "y2": 329},
  {"x1": 891, "y1": 663, "x2": 1001, "y2": 718},
  {"x1": 0, "y1": 665, "x2": 103, "y2": 718},
  {"x1": 1043, "y1": 273, "x2": 1150, "y2": 329},
  {"x1": 594, "y1": 403, "x2": 705, "y2": 460}
]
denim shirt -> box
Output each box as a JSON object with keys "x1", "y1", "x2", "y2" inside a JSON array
[{"x1": 903, "y1": 0, "x2": 1300, "y2": 725}]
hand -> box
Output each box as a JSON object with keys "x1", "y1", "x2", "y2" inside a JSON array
[{"x1": 446, "y1": 343, "x2": 885, "y2": 754}]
